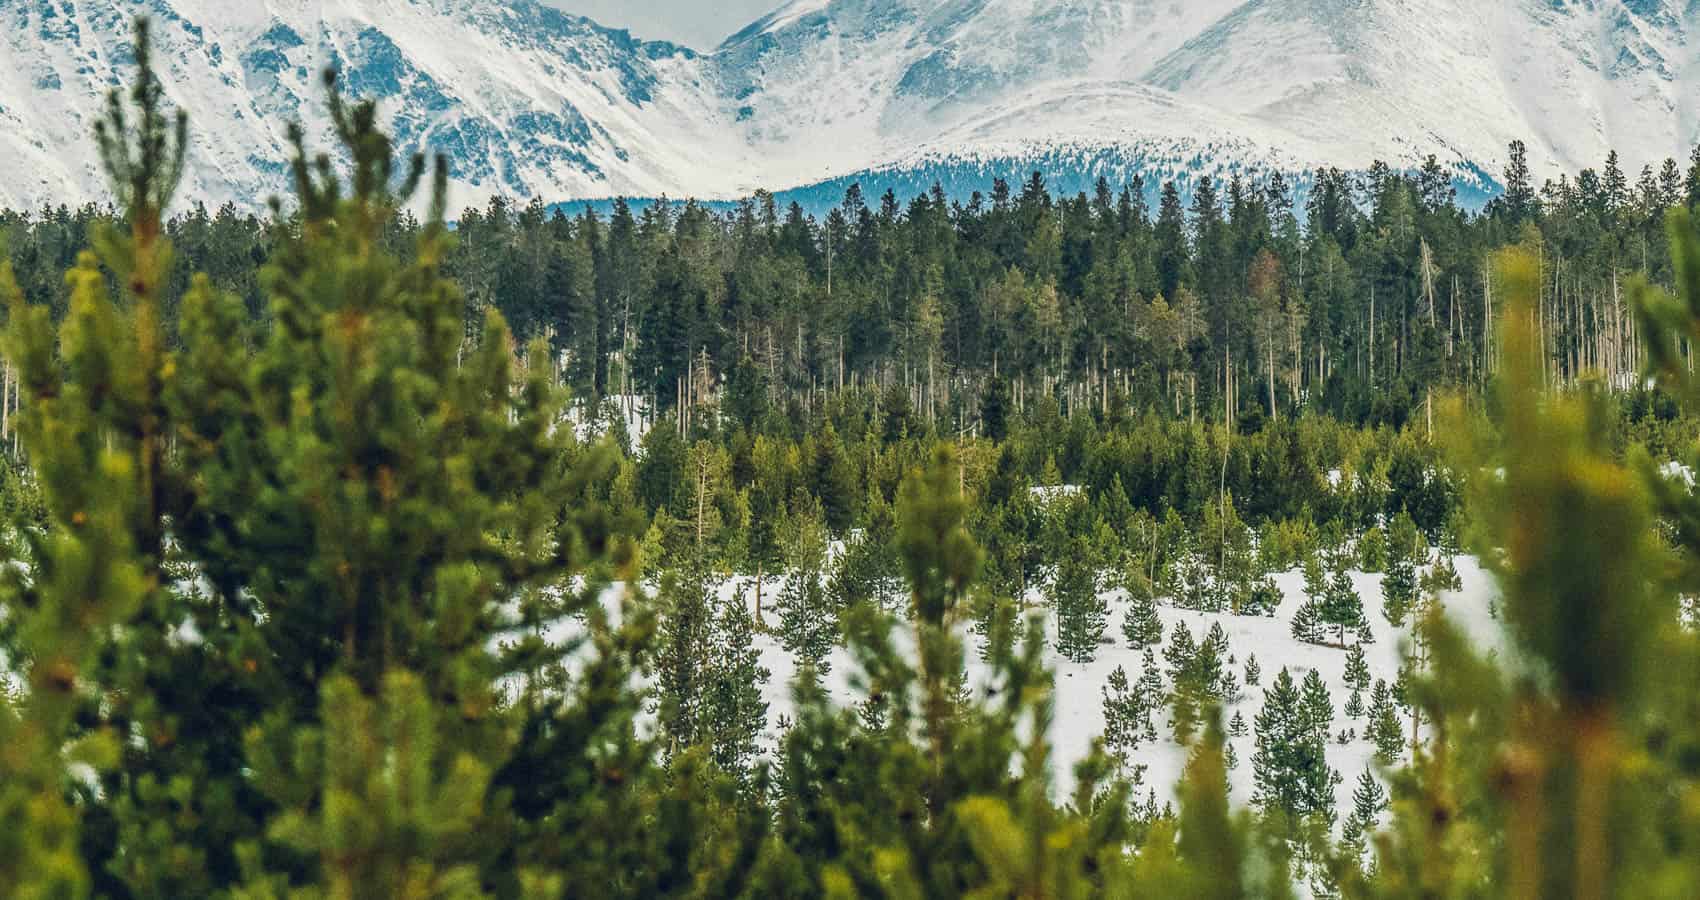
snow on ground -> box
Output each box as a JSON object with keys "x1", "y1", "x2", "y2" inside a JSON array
[
  {"x1": 1029, "y1": 484, "x2": 1085, "y2": 504},
  {"x1": 509, "y1": 550, "x2": 1503, "y2": 828},
  {"x1": 715, "y1": 554, "x2": 1503, "y2": 816},
  {"x1": 566, "y1": 394, "x2": 653, "y2": 449}
]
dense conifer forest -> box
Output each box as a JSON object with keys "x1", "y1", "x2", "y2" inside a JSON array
[
  {"x1": 6, "y1": 22, "x2": 1700, "y2": 900},
  {"x1": 10, "y1": 120, "x2": 1700, "y2": 434}
]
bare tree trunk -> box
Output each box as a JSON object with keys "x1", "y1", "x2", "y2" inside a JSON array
[
  {"x1": 1369, "y1": 286, "x2": 1376, "y2": 387},
  {"x1": 754, "y1": 559, "x2": 765, "y2": 629},
  {"x1": 1267, "y1": 328, "x2": 1277, "y2": 420}
]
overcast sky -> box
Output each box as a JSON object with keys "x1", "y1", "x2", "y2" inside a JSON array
[{"x1": 540, "y1": 1, "x2": 781, "y2": 50}]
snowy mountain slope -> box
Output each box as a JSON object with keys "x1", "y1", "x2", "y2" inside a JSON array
[
  {"x1": 716, "y1": 0, "x2": 1697, "y2": 202},
  {"x1": 1, "y1": 0, "x2": 1695, "y2": 212},
  {"x1": 1144, "y1": 0, "x2": 1697, "y2": 182},
  {"x1": 0, "y1": 0, "x2": 746, "y2": 210}
]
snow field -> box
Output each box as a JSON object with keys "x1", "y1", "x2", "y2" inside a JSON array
[{"x1": 713, "y1": 552, "x2": 1503, "y2": 818}]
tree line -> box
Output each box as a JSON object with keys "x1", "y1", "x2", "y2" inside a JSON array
[
  {"x1": 8, "y1": 124, "x2": 1700, "y2": 436},
  {"x1": 6, "y1": 22, "x2": 1700, "y2": 900}
]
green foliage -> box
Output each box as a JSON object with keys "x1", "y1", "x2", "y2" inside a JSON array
[
  {"x1": 1344, "y1": 688, "x2": 1365, "y2": 721},
  {"x1": 1361, "y1": 241, "x2": 1688, "y2": 899},
  {"x1": 1121, "y1": 589, "x2": 1165, "y2": 647},
  {"x1": 776, "y1": 504, "x2": 835, "y2": 676},
  {"x1": 1252, "y1": 668, "x2": 1341, "y2": 825},
  {"x1": 1242, "y1": 575, "x2": 1284, "y2": 617},
  {"x1": 2, "y1": 28, "x2": 644, "y2": 898},
  {"x1": 1135, "y1": 649, "x2": 1163, "y2": 743},
  {"x1": 1344, "y1": 643, "x2": 1372, "y2": 693},
  {"x1": 1321, "y1": 568, "x2": 1368, "y2": 645},
  {"x1": 1291, "y1": 598, "x2": 1325, "y2": 645},
  {"x1": 655, "y1": 568, "x2": 769, "y2": 778},
  {"x1": 19, "y1": 20, "x2": 1700, "y2": 900},
  {"x1": 236, "y1": 671, "x2": 491, "y2": 899},
  {"x1": 655, "y1": 566, "x2": 715, "y2": 756},
  {"x1": 1051, "y1": 538, "x2": 1106, "y2": 663},
  {"x1": 1338, "y1": 768, "x2": 1388, "y2": 871},
  {"x1": 827, "y1": 494, "x2": 904, "y2": 613},
  {"x1": 1365, "y1": 679, "x2": 1403, "y2": 764},
  {"x1": 755, "y1": 445, "x2": 1138, "y2": 897},
  {"x1": 1357, "y1": 526, "x2": 1388, "y2": 572},
  {"x1": 701, "y1": 588, "x2": 770, "y2": 780},
  {"x1": 1381, "y1": 552, "x2": 1417, "y2": 627},
  {"x1": 1101, "y1": 665, "x2": 1142, "y2": 767},
  {"x1": 1258, "y1": 515, "x2": 1319, "y2": 574},
  {"x1": 1300, "y1": 669, "x2": 1336, "y2": 742},
  {"x1": 897, "y1": 446, "x2": 981, "y2": 626}
]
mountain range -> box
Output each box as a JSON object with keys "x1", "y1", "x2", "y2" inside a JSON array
[{"x1": 1, "y1": 0, "x2": 1695, "y2": 213}]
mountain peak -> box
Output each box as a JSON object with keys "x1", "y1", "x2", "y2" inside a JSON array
[{"x1": 1, "y1": 0, "x2": 1693, "y2": 213}]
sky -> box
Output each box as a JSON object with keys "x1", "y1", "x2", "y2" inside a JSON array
[{"x1": 540, "y1": 0, "x2": 781, "y2": 50}]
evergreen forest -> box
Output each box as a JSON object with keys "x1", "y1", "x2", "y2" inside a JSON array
[{"x1": 6, "y1": 22, "x2": 1700, "y2": 900}]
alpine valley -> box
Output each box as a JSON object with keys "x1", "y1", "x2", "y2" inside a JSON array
[{"x1": 2, "y1": 0, "x2": 1696, "y2": 213}]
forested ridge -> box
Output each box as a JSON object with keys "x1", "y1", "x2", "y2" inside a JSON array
[
  {"x1": 9, "y1": 130, "x2": 1700, "y2": 434},
  {"x1": 6, "y1": 21, "x2": 1700, "y2": 900}
]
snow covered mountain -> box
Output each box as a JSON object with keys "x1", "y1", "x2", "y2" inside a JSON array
[
  {"x1": 0, "y1": 0, "x2": 741, "y2": 210},
  {"x1": 711, "y1": 0, "x2": 1698, "y2": 204},
  {"x1": 1, "y1": 0, "x2": 1695, "y2": 213}
]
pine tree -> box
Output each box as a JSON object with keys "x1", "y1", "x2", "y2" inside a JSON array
[
  {"x1": 1136, "y1": 649, "x2": 1164, "y2": 742},
  {"x1": 1421, "y1": 553, "x2": 1463, "y2": 596},
  {"x1": 1388, "y1": 510, "x2": 1423, "y2": 561},
  {"x1": 1291, "y1": 599, "x2": 1325, "y2": 644},
  {"x1": 1344, "y1": 643, "x2": 1372, "y2": 693},
  {"x1": 1345, "y1": 688, "x2": 1366, "y2": 720},
  {"x1": 1300, "y1": 668, "x2": 1335, "y2": 742},
  {"x1": 1155, "y1": 180, "x2": 1190, "y2": 298},
  {"x1": 1170, "y1": 549, "x2": 1216, "y2": 611},
  {"x1": 1302, "y1": 552, "x2": 1328, "y2": 603},
  {"x1": 0, "y1": 30, "x2": 664, "y2": 894},
  {"x1": 1171, "y1": 622, "x2": 1223, "y2": 742},
  {"x1": 242, "y1": 672, "x2": 495, "y2": 897},
  {"x1": 1340, "y1": 767, "x2": 1388, "y2": 866},
  {"x1": 1244, "y1": 653, "x2": 1262, "y2": 686},
  {"x1": 1321, "y1": 569, "x2": 1367, "y2": 645},
  {"x1": 1357, "y1": 527, "x2": 1388, "y2": 573},
  {"x1": 1122, "y1": 589, "x2": 1164, "y2": 647},
  {"x1": 1252, "y1": 668, "x2": 1340, "y2": 823},
  {"x1": 778, "y1": 505, "x2": 836, "y2": 676},
  {"x1": 1350, "y1": 768, "x2": 1389, "y2": 827},
  {"x1": 0, "y1": 23, "x2": 187, "y2": 892},
  {"x1": 1102, "y1": 665, "x2": 1140, "y2": 765},
  {"x1": 1502, "y1": 139, "x2": 1536, "y2": 223},
  {"x1": 1382, "y1": 512, "x2": 1422, "y2": 629},
  {"x1": 1685, "y1": 144, "x2": 1700, "y2": 210},
  {"x1": 1164, "y1": 622, "x2": 1198, "y2": 684},
  {"x1": 1052, "y1": 538, "x2": 1107, "y2": 663},
  {"x1": 1219, "y1": 671, "x2": 1241, "y2": 704},
  {"x1": 1229, "y1": 710, "x2": 1248, "y2": 738},
  {"x1": 829, "y1": 496, "x2": 905, "y2": 613},
  {"x1": 1367, "y1": 679, "x2": 1403, "y2": 763},
  {"x1": 1383, "y1": 552, "x2": 1418, "y2": 627},
  {"x1": 1202, "y1": 621, "x2": 1231, "y2": 664},
  {"x1": 655, "y1": 565, "x2": 715, "y2": 756},
  {"x1": 1206, "y1": 493, "x2": 1258, "y2": 611},
  {"x1": 1243, "y1": 576, "x2": 1283, "y2": 617},
  {"x1": 762, "y1": 446, "x2": 1143, "y2": 897},
  {"x1": 702, "y1": 589, "x2": 770, "y2": 780}
]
